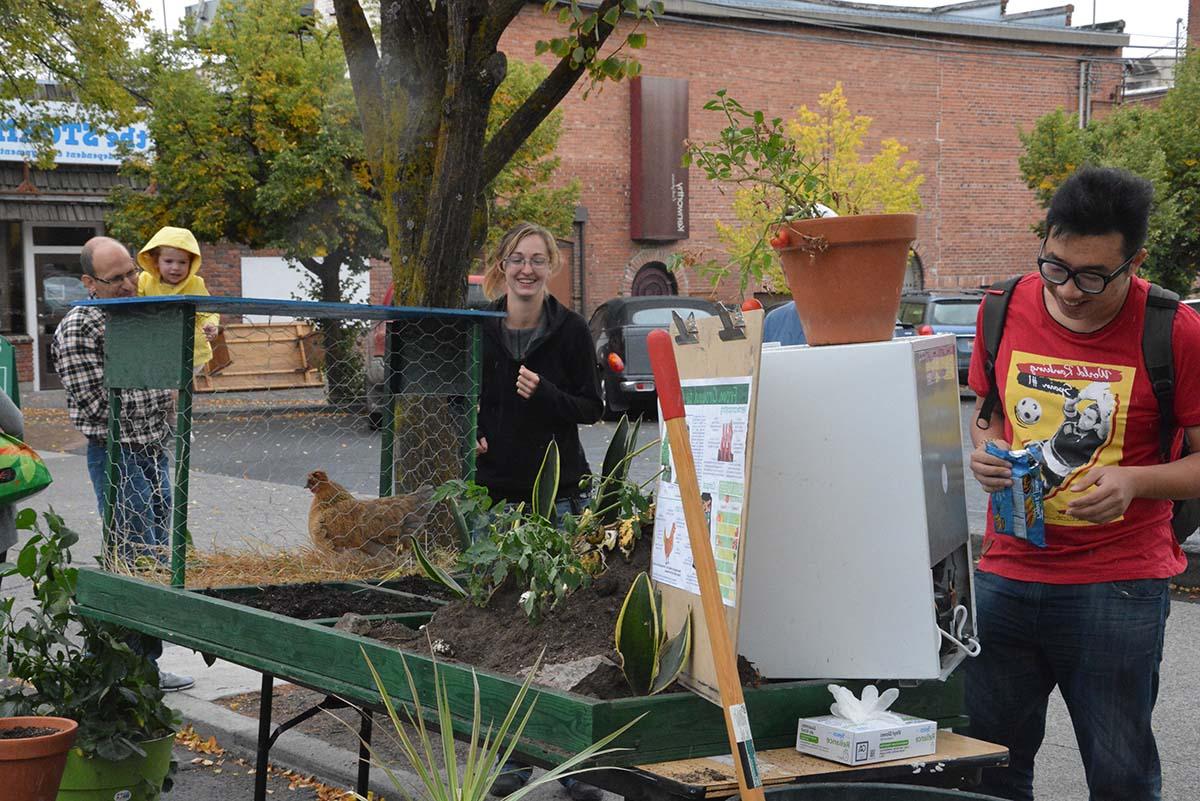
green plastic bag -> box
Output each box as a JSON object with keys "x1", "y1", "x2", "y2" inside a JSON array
[{"x1": 0, "y1": 433, "x2": 52, "y2": 503}]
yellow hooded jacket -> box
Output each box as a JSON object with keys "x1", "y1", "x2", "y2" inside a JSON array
[{"x1": 137, "y1": 227, "x2": 221, "y2": 369}]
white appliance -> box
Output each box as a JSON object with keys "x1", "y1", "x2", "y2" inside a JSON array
[{"x1": 738, "y1": 334, "x2": 977, "y2": 680}]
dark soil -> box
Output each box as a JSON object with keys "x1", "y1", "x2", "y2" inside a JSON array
[
  {"x1": 0, "y1": 726, "x2": 58, "y2": 739},
  {"x1": 220, "y1": 583, "x2": 439, "y2": 619},
  {"x1": 393, "y1": 527, "x2": 762, "y2": 699},
  {"x1": 376, "y1": 575, "x2": 459, "y2": 601}
]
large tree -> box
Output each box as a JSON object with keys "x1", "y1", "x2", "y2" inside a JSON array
[
  {"x1": 0, "y1": 0, "x2": 148, "y2": 161},
  {"x1": 331, "y1": 0, "x2": 659, "y2": 306},
  {"x1": 109, "y1": 0, "x2": 386, "y2": 402}
]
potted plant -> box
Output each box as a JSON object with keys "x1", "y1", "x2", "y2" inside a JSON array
[
  {"x1": 0, "y1": 716, "x2": 78, "y2": 801},
  {"x1": 0, "y1": 509, "x2": 179, "y2": 801},
  {"x1": 680, "y1": 86, "x2": 924, "y2": 345}
]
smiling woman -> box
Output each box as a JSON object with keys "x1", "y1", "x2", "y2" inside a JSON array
[{"x1": 474, "y1": 222, "x2": 603, "y2": 512}]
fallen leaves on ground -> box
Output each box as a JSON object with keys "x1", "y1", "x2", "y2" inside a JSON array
[{"x1": 175, "y1": 724, "x2": 378, "y2": 799}]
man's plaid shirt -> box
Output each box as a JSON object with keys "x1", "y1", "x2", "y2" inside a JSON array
[{"x1": 52, "y1": 305, "x2": 174, "y2": 447}]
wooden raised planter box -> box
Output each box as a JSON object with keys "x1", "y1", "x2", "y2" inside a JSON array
[{"x1": 75, "y1": 569, "x2": 965, "y2": 766}]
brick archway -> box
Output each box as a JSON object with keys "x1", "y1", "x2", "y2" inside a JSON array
[{"x1": 621, "y1": 248, "x2": 691, "y2": 296}]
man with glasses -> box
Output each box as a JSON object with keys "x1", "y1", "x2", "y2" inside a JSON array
[
  {"x1": 964, "y1": 167, "x2": 1200, "y2": 800},
  {"x1": 51, "y1": 236, "x2": 193, "y2": 692}
]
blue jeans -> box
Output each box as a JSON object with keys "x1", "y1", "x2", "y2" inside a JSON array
[
  {"x1": 965, "y1": 571, "x2": 1170, "y2": 801},
  {"x1": 86, "y1": 439, "x2": 171, "y2": 565}
]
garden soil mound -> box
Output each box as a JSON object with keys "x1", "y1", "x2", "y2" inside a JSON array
[
  {"x1": 419, "y1": 530, "x2": 654, "y2": 696},
  {"x1": 413, "y1": 529, "x2": 759, "y2": 698}
]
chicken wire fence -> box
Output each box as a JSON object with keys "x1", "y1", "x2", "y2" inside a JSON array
[{"x1": 92, "y1": 297, "x2": 493, "y2": 588}]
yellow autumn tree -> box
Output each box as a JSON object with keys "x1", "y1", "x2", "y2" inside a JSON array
[{"x1": 714, "y1": 83, "x2": 924, "y2": 292}]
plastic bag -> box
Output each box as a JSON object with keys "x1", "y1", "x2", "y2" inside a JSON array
[
  {"x1": 0, "y1": 433, "x2": 53, "y2": 504},
  {"x1": 985, "y1": 441, "x2": 1046, "y2": 548}
]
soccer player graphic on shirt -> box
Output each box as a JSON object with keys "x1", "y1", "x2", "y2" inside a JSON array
[{"x1": 1030, "y1": 381, "x2": 1116, "y2": 490}]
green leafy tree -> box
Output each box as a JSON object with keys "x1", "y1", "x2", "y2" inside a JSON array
[
  {"x1": 108, "y1": 0, "x2": 385, "y2": 404},
  {"x1": 330, "y1": 0, "x2": 660, "y2": 306},
  {"x1": 1018, "y1": 50, "x2": 1200, "y2": 294},
  {"x1": 328, "y1": 0, "x2": 660, "y2": 502},
  {"x1": 0, "y1": 0, "x2": 148, "y2": 162}
]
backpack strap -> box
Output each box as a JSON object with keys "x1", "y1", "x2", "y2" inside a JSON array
[
  {"x1": 976, "y1": 276, "x2": 1022, "y2": 429},
  {"x1": 1143, "y1": 283, "x2": 1180, "y2": 462}
]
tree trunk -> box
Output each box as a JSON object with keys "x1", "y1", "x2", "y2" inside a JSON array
[{"x1": 300, "y1": 255, "x2": 364, "y2": 408}]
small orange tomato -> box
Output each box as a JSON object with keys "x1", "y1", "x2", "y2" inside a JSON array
[
  {"x1": 740, "y1": 298, "x2": 763, "y2": 312},
  {"x1": 769, "y1": 228, "x2": 790, "y2": 249}
]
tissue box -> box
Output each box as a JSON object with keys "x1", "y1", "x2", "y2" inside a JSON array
[{"x1": 795, "y1": 714, "x2": 937, "y2": 766}]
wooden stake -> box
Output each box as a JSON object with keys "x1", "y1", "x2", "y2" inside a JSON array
[{"x1": 647, "y1": 329, "x2": 765, "y2": 801}]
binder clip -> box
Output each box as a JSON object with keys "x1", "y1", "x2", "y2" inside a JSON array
[
  {"x1": 716, "y1": 305, "x2": 748, "y2": 342},
  {"x1": 672, "y1": 311, "x2": 700, "y2": 345}
]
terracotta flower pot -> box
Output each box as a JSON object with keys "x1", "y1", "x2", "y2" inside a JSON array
[
  {"x1": 0, "y1": 716, "x2": 79, "y2": 801},
  {"x1": 773, "y1": 213, "x2": 918, "y2": 346}
]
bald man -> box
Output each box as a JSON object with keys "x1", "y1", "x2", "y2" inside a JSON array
[{"x1": 52, "y1": 237, "x2": 193, "y2": 691}]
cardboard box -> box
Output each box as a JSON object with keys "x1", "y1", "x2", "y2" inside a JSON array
[{"x1": 795, "y1": 714, "x2": 937, "y2": 766}]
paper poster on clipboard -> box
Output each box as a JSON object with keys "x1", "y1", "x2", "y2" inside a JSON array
[
  {"x1": 653, "y1": 377, "x2": 753, "y2": 607},
  {"x1": 649, "y1": 309, "x2": 763, "y2": 705}
]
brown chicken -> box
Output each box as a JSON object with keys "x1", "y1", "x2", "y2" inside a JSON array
[{"x1": 305, "y1": 470, "x2": 436, "y2": 559}]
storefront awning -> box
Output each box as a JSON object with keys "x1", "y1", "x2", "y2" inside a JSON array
[{"x1": 0, "y1": 198, "x2": 109, "y2": 222}]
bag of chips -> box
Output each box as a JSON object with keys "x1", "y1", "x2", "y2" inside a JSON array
[{"x1": 985, "y1": 441, "x2": 1046, "y2": 548}]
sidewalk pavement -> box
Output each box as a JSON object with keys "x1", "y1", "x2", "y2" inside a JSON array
[{"x1": 20, "y1": 384, "x2": 333, "y2": 417}]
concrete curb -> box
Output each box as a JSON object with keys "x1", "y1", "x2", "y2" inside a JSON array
[{"x1": 172, "y1": 692, "x2": 424, "y2": 799}]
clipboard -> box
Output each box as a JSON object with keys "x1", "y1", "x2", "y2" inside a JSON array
[{"x1": 652, "y1": 306, "x2": 764, "y2": 704}]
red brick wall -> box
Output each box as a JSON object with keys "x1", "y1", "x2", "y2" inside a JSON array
[
  {"x1": 13, "y1": 336, "x2": 33, "y2": 383},
  {"x1": 1191, "y1": 0, "x2": 1200, "y2": 48},
  {"x1": 484, "y1": 11, "x2": 1124, "y2": 312},
  {"x1": 198, "y1": 242, "x2": 247, "y2": 298}
]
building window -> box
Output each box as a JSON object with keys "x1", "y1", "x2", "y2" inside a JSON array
[{"x1": 31, "y1": 226, "x2": 95, "y2": 247}]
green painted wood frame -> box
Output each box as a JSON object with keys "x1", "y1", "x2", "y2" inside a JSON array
[
  {"x1": 75, "y1": 569, "x2": 966, "y2": 767},
  {"x1": 92, "y1": 299, "x2": 484, "y2": 586},
  {"x1": 102, "y1": 303, "x2": 195, "y2": 587}
]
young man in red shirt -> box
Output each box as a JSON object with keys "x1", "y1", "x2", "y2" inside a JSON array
[{"x1": 966, "y1": 166, "x2": 1200, "y2": 801}]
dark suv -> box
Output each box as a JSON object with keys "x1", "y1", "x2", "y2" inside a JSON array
[
  {"x1": 588, "y1": 295, "x2": 722, "y2": 417},
  {"x1": 898, "y1": 290, "x2": 984, "y2": 384}
]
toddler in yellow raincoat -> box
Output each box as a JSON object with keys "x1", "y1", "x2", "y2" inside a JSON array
[{"x1": 137, "y1": 227, "x2": 221, "y2": 372}]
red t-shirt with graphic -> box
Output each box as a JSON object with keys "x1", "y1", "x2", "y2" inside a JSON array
[{"x1": 967, "y1": 273, "x2": 1200, "y2": 583}]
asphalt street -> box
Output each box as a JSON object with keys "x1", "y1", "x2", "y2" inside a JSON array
[{"x1": 7, "y1": 396, "x2": 1199, "y2": 799}]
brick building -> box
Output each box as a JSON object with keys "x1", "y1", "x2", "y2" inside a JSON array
[
  {"x1": 445, "y1": 0, "x2": 1129, "y2": 316},
  {"x1": 0, "y1": 1, "x2": 1169, "y2": 386}
]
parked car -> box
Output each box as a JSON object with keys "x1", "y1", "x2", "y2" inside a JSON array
[
  {"x1": 1185, "y1": 298, "x2": 1200, "y2": 313},
  {"x1": 364, "y1": 275, "x2": 489, "y2": 428},
  {"x1": 898, "y1": 290, "x2": 984, "y2": 384},
  {"x1": 588, "y1": 295, "x2": 723, "y2": 418}
]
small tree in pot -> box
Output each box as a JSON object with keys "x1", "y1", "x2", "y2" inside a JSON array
[
  {"x1": 0, "y1": 510, "x2": 178, "y2": 800},
  {"x1": 678, "y1": 85, "x2": 924, "y2": 345}
]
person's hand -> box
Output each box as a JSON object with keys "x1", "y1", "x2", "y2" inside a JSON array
[
  {"x1": 476, "y1": 437, "x2": 488, "y2": 456},
  {"x1": 202, "y1": 323, "x2": 218, "y2": 342},
  {"x1": 516, "y1": 365, "x2": 540, "y2": 399},
  {"x1": 970, "y1": 439, "x2": 1013, "y2": 492},
  {"x1": 1066, "y1": 466, "x2": 1137, "y2": 523}
]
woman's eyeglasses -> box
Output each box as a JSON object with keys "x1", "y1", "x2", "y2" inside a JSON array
[
  {"x1": 1036, "y1": 240, "x2": 1136, "y2": 295},
  {"x1": 504, "y1": 255, "x2": 549, "y2": 269}
]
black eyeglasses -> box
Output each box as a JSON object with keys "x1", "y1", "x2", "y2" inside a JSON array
[
  {"x1": 1037, "y1": 240, "x2": 1136, "y2": 295},
  {"x1": 91, "y1": 267, "x2": 142, "y2": 286}
]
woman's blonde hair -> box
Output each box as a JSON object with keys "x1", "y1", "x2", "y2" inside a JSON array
[{"x1": 482, "y1": 222, "x2": 560, "y2": 301}]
